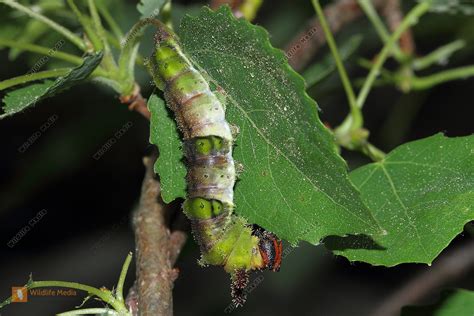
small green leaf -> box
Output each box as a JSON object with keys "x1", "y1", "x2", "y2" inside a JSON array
[
  {"x1": 2, "y1": 80, "x2": 54, "y2": 116},
  {"x1": 45, "y1": 51, "x2": 103, "y2": 95},
  {"x1": 420, "y1": 0, "x2": 474, "y2": 15},
  {"x1": 402, "y1": 289, "x2": 474, "y2": 316},
  {"x1": 153, "y1": 6, "x2": 382, "y2": 244},
  {"x1": 303, "y1": 35, "x2": 362, "y2": 88},
  {"x1": 327, "y1": 134, "x2": 474, "y2": 266},
  {"x1": 137, "y1": 0, "x2": 167, "y2": 19},
  {"x1": 148, "y1": 94, "x2": 187, "y2": 203},
  {"x1": 1, "y1": 51, "x2": 103, "y2": 119}
]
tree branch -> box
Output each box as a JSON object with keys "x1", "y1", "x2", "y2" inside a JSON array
[
  {"x1": 127, "y1": 156, "x2": 188, "y2": 316},
  {"x1": 371, "y1": 240, "x2": 474, "y2": 316}
]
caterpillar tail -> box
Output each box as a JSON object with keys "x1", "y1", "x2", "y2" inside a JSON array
[{"x1": 151, "y1": 25, "x2": 282, "y2": 305}]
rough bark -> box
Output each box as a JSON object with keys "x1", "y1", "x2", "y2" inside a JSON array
[{"x1": 129, "y1": 157, "x2": 187, "y2": 316}]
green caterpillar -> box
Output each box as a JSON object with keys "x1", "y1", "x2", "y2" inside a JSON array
[{"x1": 151, "y1": 26, "x2": 282, "y2": 305}]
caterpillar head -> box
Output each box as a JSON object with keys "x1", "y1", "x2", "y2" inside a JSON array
[
  {"x1": 230, "y1": 229, "x2": 282, "y2": 307},
  {"x1": 254, "y1": 228, "x2": 283, "y2": 272}
]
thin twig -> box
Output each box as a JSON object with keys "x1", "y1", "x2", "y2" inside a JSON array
[
  {"x1": 119, "y1": 84, "x2": 151, "y2": 120},
  {"x1": 130, "y1": 156, "x2": 187, "y2": 316},
  {"x1": 371, "y1": 240, "x2": 474, "y2": 316},
  {"x1": 285, "y1": 0, "x2": 385, "y2": 71}
]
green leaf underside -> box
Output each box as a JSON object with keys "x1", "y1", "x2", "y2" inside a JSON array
[
  {"x1": 137, "y1": 0, "x2": 167, "y2": 19},
  {"x1": 154, "y1": 6, "x2": 381, "y2": 244},
  {"x1": 327, "y1": 134, "x2": 474, "y2": 266},
  {"x1": 303, "y1": 34, "x2": 363, "y2": 88},
  {"x1": 1, "y1": 52, "x2": 103, "y2": 119},
  {"x1": 148, "y1": 94, "x2": 187, "y2": 202},
  {"x1": 402, "y1": 289, "x2": 474, "y2": 316}
]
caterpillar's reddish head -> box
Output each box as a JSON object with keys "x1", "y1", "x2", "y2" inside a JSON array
[
  {"x1": 255, "y1": 229, "x2": 283, "y2": 272},
  {"x1": 230, "y1": 230, "x2": 282, "y2": 307}
]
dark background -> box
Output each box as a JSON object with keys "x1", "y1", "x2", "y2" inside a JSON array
[{"x1": 0, "y1": 0, "x2": 473, "y2": 315}]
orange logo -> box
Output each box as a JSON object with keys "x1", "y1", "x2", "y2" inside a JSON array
[{"x1": 11, "y1": 287, "x2": 28, "y2": 303}]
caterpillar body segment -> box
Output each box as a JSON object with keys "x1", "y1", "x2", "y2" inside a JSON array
[{"x1": 152, "y1": 26, "x2": 282, "y2": 305}]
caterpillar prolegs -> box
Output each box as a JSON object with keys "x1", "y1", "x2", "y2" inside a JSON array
[{"x1": 152, "y1": 27, "x2": 282, "y2": 305}]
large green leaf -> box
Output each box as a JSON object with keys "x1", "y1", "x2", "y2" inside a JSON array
[
  {"x1": 402, "y1": 289, "x2": 474, "y2": 316},
  {"x1": 152, "y1": 6, "x2": 381, "y2": 244},
  {"x1": 148, "y1": 94, "x2": 186, "y2": 202},
  {"x1": 0, "y1": 52, "x2": 103, "y2": 119},
  {"x1": 326, "y1": 134, "x2": 474, "y2": 266}
]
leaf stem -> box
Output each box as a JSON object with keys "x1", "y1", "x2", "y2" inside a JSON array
[
  {"x1": 0, "y1": 68, "x2": 71, "y2": 91},
  {"x1": 335, "y1": 1, "x2": 431, "y2": 135},
  {"x1": 0, "y1": 0, "x2": 86, "y2": 51},
  {"x1": 96, "y1": 2, "x2": 124, "y2": 40},
  {"x1": 66, "y1": 0, "x2": 103, "y2": 50},
  {"x1": 0, "y1": 39, "x2": 83, "y2": 65},
  {"x1": 357, "y1": 0, "x2": 405, "y2": 61},
  {"x1": 361, "y1": 142, "x2": 386, "y2": 161},
  {"x1": 87, "y1": 0, "x2": 108, "y2": 47},
  {"x1": 116, "y1": 252, "x2": 133, "y2": 303},
  {"x1": 311, "y1": 0, "x2": 362, "y2": 130},
  {"x1": 356, "y1": 1, "x2": 431, "y2": 108},
  {"x1": 31, "y1": 281, "x2": 127, "y2": 313},
  {"x1": 0, "y1": 280, "x2": 125, "y2": 313},
  {"x1": 413, "y1": 39, "x2": 465, "y2": 70},
  {"x1": 118, "y1": 18, "x2": 167, "y2": 95},
  {"x1": 87, "y1": 0, "x2": 117, "y2": 72},
  {"x1": 57, "y1": 308, "x2": 118, "y2": 315},
  {"x1": 357, "y1": 63, "x2": 474, "y2": 91},
  {"x1": 411, "y1": 65, "x2": 474, "y2": 89}
]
